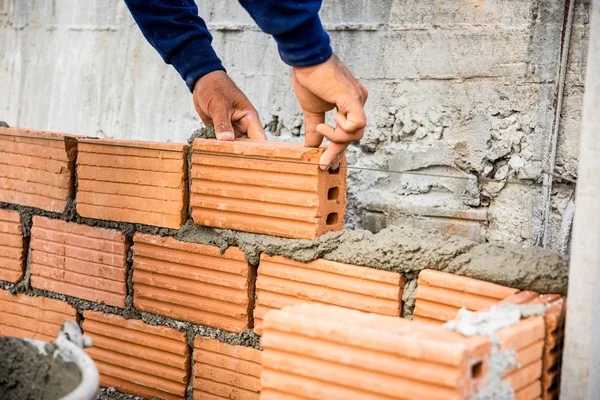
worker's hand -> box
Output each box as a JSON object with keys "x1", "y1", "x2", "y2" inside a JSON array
[
  {"x1": 193, "y1": 71, "x2": 267, "y2": 140},
  {"x1": 292, "y1": 55, "x2": 368, "y2": 170}
]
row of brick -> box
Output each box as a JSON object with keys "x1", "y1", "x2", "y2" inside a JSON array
[
  {"x1": 0, "y1": 290, "x2": 260, "y2": 399},
  {"x1": 0, "y1": 276, "x2": 565, "y2": 399},
  {"x1": 0, "y1": 288, "x2": 556, "y2": 400},
  {"x1": 0, "y1": 212, "x2": 404, "y2": 332},
  {"x1": 0, "y1": 127, "x2": 345, "y2": 239}
]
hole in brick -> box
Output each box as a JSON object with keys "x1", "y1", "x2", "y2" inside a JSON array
[
  {"x1": 328, "y1": 167, "x2": 340, "y2": 175},
  {"x1": 471, "y1": 361, "x2": 484, "y2": 379},
  {"x1": 326, "y1": 213, "x2": 339, "y2": 225},
  {"x1": 328, "y1": 187, "x2": 340, "y2": 201}
]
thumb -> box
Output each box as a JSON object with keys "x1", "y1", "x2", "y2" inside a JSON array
[
  {"x1": 211, "y1": 107, "x2": 235, "y2": 141},
  {"x1": 303, "y1": 110, "x2": 325, "y2": 148}
]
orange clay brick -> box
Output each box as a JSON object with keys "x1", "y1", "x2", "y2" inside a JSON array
[
  {"x1": 77, "y1": 139, "x2": 188, "y2": 229},
  {"x1": 0, "y1": 209, "x2": 24, "y2": 282},
  {"x1": 29, "y1": 216, "x2": 127, "y2": 308},
  {"x1": 190, "y1": 139, "x2": 346, "y2": 239},
  {"x1": 133, "y1": 233, "x2": 253, "y2": 332},
  {"x1": 502, "y1": 292, "x2": 566, "y2": 400},
  {"x1": 413, "y1": 269, "x2": 519, "y2": 323},
  {"x1": 498, "y1": 317, "x2": 545, "y2": 394},
  {"x1": 254, "y1": 255, "x2": 404, "y2": 335},
  {"x1": 514, "y1": 381, "x2": 542, "y2": 400},
  {"x1": 261, "y1": 303, "x2": 490, "y2": 400},
  {"x1": 82, "y1": 310, "x2": 189, "y2": 400},
  {"x1": 0, "y1": 127, "x2": 77, "y2": 212},
  {"x1": 0, "y1": 289, "x2": 77, "y2": 342},
  {"x1": 193, "y1": 337, "x2": 261, "y2": 400}
]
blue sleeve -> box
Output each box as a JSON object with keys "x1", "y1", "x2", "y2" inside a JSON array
[
  {"x1": 124, "y1": 0, "x2": 332, "y2": 92},
  {"x1": 238, "y1": 0, "x2": 332, "y2": 66},
  {"x1": 123, "y1": 0, "x2": 225, "y2": 92}
]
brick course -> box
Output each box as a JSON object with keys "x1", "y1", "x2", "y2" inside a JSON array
[
  {"x1": 0, "y1": 290, "x2": 77, "y2": 342},
  {"x1": 0, "y1": 209, "x2": 24, "y2": 282},
  {"x1": 77, "y1": 139, "x2": 188, "y2": 229},
  {"x1": 193, "y1": 337, "x2": 261, "y2": 400},
  {"x1": 190, "y1": 139, "x2": 346, "y2": 239},
  {"x1": 82, "y1": 311, "x2": 189, "y2": 400},
  {"x1": 254, "y1": 255, "x2": 404, "y2": 335},
  {"x1": 0, "y1": 127, "x2": 77, "y2": 212},
  {"x1": 30, "y1": 216, "x2": 128, "y2": 307},
  {"x1": 133, "y1": 233, "x2": 254, "y2": 332},
  {"x1": 413, "y1": 269, "x2": 519, "y2": 323}
]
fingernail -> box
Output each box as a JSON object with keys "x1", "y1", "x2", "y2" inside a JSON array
[
  {"x1": 329, "y1": 154, "x2": 343, "y2": 171},
  {"x1": 218, "y1": 131, "x2": 235, "y2": 141}
]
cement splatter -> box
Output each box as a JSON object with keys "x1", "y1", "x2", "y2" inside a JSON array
[{"x1": 445, "y1": 304, "x2": 546, "y2": 400}]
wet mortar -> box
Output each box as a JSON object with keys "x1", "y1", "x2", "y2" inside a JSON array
[{"x1": 0, "y1": 337, "x2": 81, "y2": 400}]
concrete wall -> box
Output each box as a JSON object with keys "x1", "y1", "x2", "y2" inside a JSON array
[{"x1": 0, "y1": 0, "x2": 589, "y2": 252}]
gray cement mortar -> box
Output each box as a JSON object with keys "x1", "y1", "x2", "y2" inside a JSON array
[
  {"x1": 175, "y1": 221, "x2": 569, "y2": 296},
  {"x1": 0, "y1": 337, "x2": 81, "y2": 400},
  {"x1": 95, "y1": 388, "x2": 145, "y2": 400}
]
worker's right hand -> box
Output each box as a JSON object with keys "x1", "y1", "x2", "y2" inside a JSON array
[
  {"x1": 292, "y1": 55, "x2": 368, "y2": 170},
  {"x1": 193, "y1": 71, "x2": 267, "y2": 140}
]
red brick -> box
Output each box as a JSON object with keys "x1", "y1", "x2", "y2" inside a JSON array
[
  {"x1": 0, "y1": 127, "x2": 77, "y2": 212},
  {"x1": 261, "y1": 303, "x2": 490, "y2": 400},
  {"x1": 30, "y1": 216, "x2": 127, "y2": 307},
  {"x1": 515, "y1": 381, "x2": 542, "y2": 400},
  {"x1": 497, "y1": 317, "x2": 545, "y2": 394},
  {"x1": 193, "y1": 337, "x2": 261, "y2": 400},
  {"x1": 0, "y1": 290, "x2": 77, "y2": 342},
  {"x1": 190, "y1": 139, "x2": 346, "y2": 239},
  {"x1": 254, "y1": 255, "x2": 404, "y2": 335},
  {"x1": 413, "y1": 270, "x2": 519, "y2": 323},
  {"x1": 82, "y1": 310, "x2": 189, "y2": 400},
  {"x1": 133, "y1": 233, "x2": 253, "y2": 332},
  {"x1": 0, "y1": 209, "x2": 24, "y2": 282},
  {"x1": 501, "y1": 292, "x2": 566, "y2": 400},
  {"x1": 77, "y1": 139, "x2": 188, "y2": 229}
]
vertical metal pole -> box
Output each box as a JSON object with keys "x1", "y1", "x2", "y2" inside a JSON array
[{"x1": 560, "y1": 0, "x2": 600, "y2": 398}]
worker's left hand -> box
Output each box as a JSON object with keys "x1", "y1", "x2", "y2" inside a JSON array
[
  {"x1": 292, "y1": 55, "x2": 368, "y2": 170},
  {"x1": 193, "y1": 71, "x2": 267, "y2": 140}
]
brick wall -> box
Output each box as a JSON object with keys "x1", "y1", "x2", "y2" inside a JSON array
[{"x1": 0, "y1": 126, "x2": 567, "y2": 400}]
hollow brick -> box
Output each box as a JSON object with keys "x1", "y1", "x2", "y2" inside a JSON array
[
  {"x1": 82, "y1": 310, "x2": 189, "y2": 400},
  {"x1": 190, "y1": 139, "x2": 346, "y2": 239},
  {"x1": 76, "y1": 139, "x2": 188, "y2": 229},
  {"x1": 29, "y1": 216, "x2": 127, "y2": 307},
  {"x1": 0, "y1": 127, "x2": 77, "y2": 212},
  {"x1": 254, "y1": 254, "x2": 404, "y2": 335}
]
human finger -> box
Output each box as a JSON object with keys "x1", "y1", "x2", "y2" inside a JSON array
[
  {"x1": 211, "y1": 106, "x2": 235, "y2": 141},
  {"x1": 304, "y1": 110, "x2": 325, "y2": 148}
]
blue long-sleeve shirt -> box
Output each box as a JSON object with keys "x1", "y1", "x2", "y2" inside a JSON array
[{"x1": 124, "y1": 0, "x2": 332, "y2": 92}]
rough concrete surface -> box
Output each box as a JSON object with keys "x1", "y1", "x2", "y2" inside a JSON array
[
  {"x1": 0, "y1": 0, "x2": 590, "y2": 250},
  {"x1": 0, "y1": 337, "x2": 81, "y2": 400}
]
